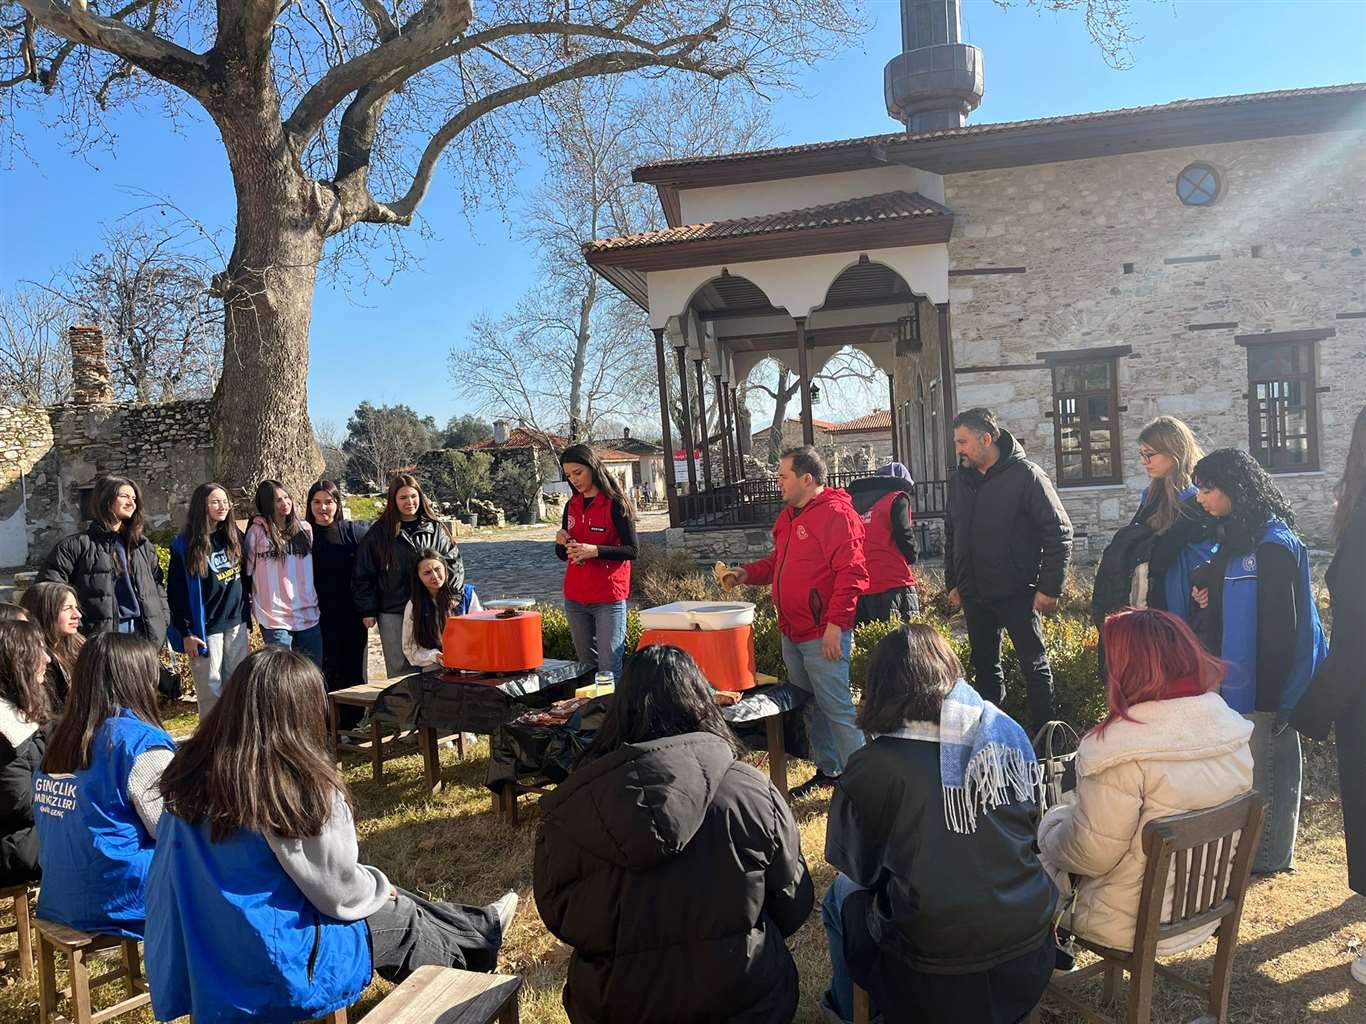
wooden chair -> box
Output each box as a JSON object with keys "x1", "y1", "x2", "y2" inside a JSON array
[
  {"x1": 1035, "y1": 791, "x2": 1266, "y2": 1024},
  {"x1": 363, "y1": 964, "x2": 522, "y2": 1024},
  {"x1": 35, "y1": 919, "x2": 151, "y2": 1024},
  {"x1": 0, "y1": 882, "x2": 34, "y2": 979}
]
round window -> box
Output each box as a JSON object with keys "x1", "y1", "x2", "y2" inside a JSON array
[{"x1": 1176, "y1": 162, "x2": 1221, "y2": 206}]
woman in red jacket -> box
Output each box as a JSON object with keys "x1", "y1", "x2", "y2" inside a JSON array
[{"x1": 554, "y1": 445, "x2": 638, "y2": 681}]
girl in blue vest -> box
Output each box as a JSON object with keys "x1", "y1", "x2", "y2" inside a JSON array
[
  {"x1": 554, "y1": 445, "x2": 638, "y2": 681},
  {"x1": 167, "y1": 482, "x2": 250, "y2": 721},
  {"x1": 401, "y1": 549, "x2": 480, "y2": 670},
  {"x1": 33, "y1": 632, "x2": 175, "y2": 937},
  {"x1": 1187, "y1": 448, "x2": 1327, "y2": 874},
  {"x1": 146, "y1": 648, "x2": 514, "y2": 1023}
]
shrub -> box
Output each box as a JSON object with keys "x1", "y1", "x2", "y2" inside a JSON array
[
  {"x1": 490, "y1": 456, "x2": 543, "y2": 521},
  {"x1": 536, "y1": 604, "x2": 644, "y2": 668}
]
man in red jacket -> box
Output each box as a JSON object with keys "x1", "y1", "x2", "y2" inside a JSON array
[{"x1": 723, "y1": 446, "x2": 869, "y2": 797}]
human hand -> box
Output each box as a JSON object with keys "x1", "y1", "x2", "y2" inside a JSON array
[
  {"x1": 719, "y1": 567, "x2": 746, "y2": 591},
  {"x1": 947, "y1": 587, "x2": 961, "y2": 608},
  {"x1": 1034, "y1": 592, "x2": 1059, "y2": 616},
  {"x1": 569, "y1": 543, "x2": 598, "y2": 564},
  {"x1": 1191, "y1": 586, "x2": 1209, "y2": 609},
  {"x1": 555, "y1": 529, "x2": 570, "y2": 546},
  {"x1": 821, "y1": 622, "x2": 843, "y2": 662},
  {"x1": 363, "y1": 617, "x2": 377, "y2": 629},
  {"x1": 183, "y1": 636, "x2": 205, "y2": 656}
]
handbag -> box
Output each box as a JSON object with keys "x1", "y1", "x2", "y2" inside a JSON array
[{"x1": 1032, "y1": 719, "x2": 1080, "y2": 814}]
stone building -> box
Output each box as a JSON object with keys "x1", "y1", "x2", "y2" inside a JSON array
[
  {"x1": 0, "y1": 326, "x2": 214, "y2": 568},
  {"x1": 582, "y1": 0, "x2": 1366, "y2": 558}
]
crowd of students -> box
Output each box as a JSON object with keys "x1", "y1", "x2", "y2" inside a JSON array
[{"x1": 0, "y1": 396, "x2": 1360, "y2": 1021}]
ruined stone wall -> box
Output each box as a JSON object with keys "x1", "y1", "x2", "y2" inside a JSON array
[
  {"x1": 0, "y1": 406, "x2": 57, "y2": 568},
  {"x1": 943, "y1": 131, "x2": 1366, "y2": 553}
]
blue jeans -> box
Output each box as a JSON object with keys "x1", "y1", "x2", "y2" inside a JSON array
[
  {"x1": 116, "y1": 619, "x2": 139, "y2": 634},
  {"x1": 822, "y1": 873, "x2": 867, "y2": 1024},
  {"x1": 1247, "y1": 711, "x2": 1302, "y2": 872},
  {"x1": 781, "y1": 632, "x2": 862, "y2": 776},
  {"x1": 260, "y1": 623, "x2": 324, "y2": 669},
  {"x1": 564, "y1": 599, "x2": 627, "y2": 680}
]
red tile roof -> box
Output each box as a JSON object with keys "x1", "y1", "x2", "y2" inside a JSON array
[
  {"x1": 633, "y1": 83, "x2": 1366, "y2": 180},
  {"x1": 467, "y1": 427, "x2": 637, "y2": 462},
  {"x1": 752, "y1": 418, "x2": 837, "y2": 436},
  {"x1": 828, "y1": 410, "x2": 892, "y2": 433},
  {"x1": 583, "y1": 191, "x2": 948, "y2": 255}
]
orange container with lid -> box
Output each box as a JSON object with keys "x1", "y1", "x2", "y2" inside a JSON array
[
  {"x1": 636, "y1": 626, "x2": 756, "y2": 692},
  {"x1": 442, "y1": 610, "x2": 543, "y2": 673}
]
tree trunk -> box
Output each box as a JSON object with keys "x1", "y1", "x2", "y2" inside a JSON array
[
  {"x1": 768, "y1": 367, "x2": 794, "y2": 466},
  {"x1": 210, "y1": 109, "x2": 325, "y2": 505}
]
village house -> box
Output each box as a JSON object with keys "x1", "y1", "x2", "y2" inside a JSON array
[{"x1": 582, "y1": 0, "x2": 1366, "y2": 561}]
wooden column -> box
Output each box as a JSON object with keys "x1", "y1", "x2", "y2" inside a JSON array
[
  {"x1": 937, "y1": 302, "x2": 957, "y2": 474},
  {"x1": 714, "y1": 373, "x2": 733, "y2": 483},
  {"x1": 652, "y1": 329, "x2": 679, "y2": 526},
  {"x1": 888, "y1": 372, "x2": 900, "y2": 465},
  {"x1": 674, "y1": 346, "x2": 698, "y2": 493},
  {"x1": 694, "y1": 359, "x2": 712, "y2": 489},
  {"x1": 795, "y1": 316, "x2": 814, "y2": 446}
]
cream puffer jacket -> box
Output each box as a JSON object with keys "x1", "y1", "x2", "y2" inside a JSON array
[{"x1": 1037, "y1": 693, "x2": 1253, "y2": 954}]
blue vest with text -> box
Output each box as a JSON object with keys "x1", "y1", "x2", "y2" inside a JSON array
[
  {"x1": 146, "y1": 814, "x2": 372, "y2": 1023},
  {"x1": 1217, "y1": 519, "x2": 1327, "y2": 714},
  {"x1": 33, "y1": 710, "x2": 174, "y2": 938}
]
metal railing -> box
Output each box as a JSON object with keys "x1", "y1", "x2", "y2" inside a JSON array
[{"x1": 676, "y1": 473, "x2": 948, "y2": 531}]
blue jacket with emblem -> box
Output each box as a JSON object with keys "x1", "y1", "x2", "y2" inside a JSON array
[
  {"x1": 145, "y1": 813, "x2": 372, "y2": 1023},
  {"x1": 33, "y1": 710, "x2": 174, "y2": 938}
]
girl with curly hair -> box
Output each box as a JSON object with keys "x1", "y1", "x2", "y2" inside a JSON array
[{"x1": 1187, "y1": 447, "x2": 1326, "y2": 874}]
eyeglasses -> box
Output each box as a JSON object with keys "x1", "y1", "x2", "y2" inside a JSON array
[{"x1": 1138, "y1": 449, "x2": 1161, "y2": 462}]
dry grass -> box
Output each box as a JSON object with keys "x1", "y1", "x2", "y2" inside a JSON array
[{"x1": 2, "y1": 741, "x2": 1360, "y2": 1024}]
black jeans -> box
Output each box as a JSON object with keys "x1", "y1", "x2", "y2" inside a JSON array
[
  {"x1": 1339, "y1": 688, "x2": 1366, "y2": 896},
  {"x1": 962, "y1": 591, "x2": 1056, "y2": 732},
  {"x1": 855, "y1": 586, "x2": 920, "y2": 626},
  {"x1": 365, "y1": 887, "x2": 503, "y2": 983}
]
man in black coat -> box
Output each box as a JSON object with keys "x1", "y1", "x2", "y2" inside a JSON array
[{"x1": 944, "y1": 409, "x2": 1073, "y2": 732}]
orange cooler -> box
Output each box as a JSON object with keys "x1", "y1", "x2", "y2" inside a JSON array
[
  {"x1": 636, "y1": 626, "x2": 756, "y2": 691},
  {"x1": 442, "y1": 610, "x2": 543, "y2": 673}
]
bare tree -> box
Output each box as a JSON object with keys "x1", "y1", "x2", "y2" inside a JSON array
[
  {"x1": 2, "y1": 0, "x2": 870, "y2": 498},
  {"x1": 313, "y1": 417, "x2": 347, "y2": 482},
  {"x1": 0, "y1": 283, "x2": 71, "y2": 405},
  {"x1": 746, "y1": 350, "x2": 883, "y2": 465}
]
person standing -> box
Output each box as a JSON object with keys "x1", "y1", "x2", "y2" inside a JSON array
[
  {"x1": 722, "y1": 446, "x2": 868, "y2": 798},
  {"x1": 944, "y1": 409, "x2": 1072, "y2": 733},
  {"x1": 167, "y1": 483, "x2": 251, "y2": 721},
  {"x1": 307, "y1": 481, "x2": 371, "y2": 709},
  {"x1": 354, "y1": 474, "x2": 463, "y2": 678},
  {"x1": 1291, "y1": 405, "x2": 1366, "y2": 983},
  {"x1": 554, "y1": 445, "x2": 638, "y2": 682},
  {"x1": 39, "y1": 474, "x2": 170, "y2": 646},
  {"x1": 1187, "y1": 448, "x2": 1327, "y2": 874},
  {"x1": 244, "y1": 480, "x2": 323, "y2": 667},
  {"x1": 848, "y1": 462, "x2": 918, "y2": 624}
]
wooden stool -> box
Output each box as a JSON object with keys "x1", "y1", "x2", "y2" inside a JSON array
[
  {"x1": 0, "y1": 882, "x2": 34, "y2": 979},
  {"x1": 35, "y1": 919, "x2": 150, "y2": 1024},
  {"x1": 364, "y1": 964, "x2": 521, "y2": 1024},
  {"x1": 305, "y1": 1008, "x2": 348, "y2": 1023},
  {"x1": 328, "y1": 681, "x2": 410, "y2": 782}
]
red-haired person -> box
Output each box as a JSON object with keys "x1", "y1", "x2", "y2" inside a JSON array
[{"x1": 1037, "y1": 609, "x2": 1254, "y2": 956}]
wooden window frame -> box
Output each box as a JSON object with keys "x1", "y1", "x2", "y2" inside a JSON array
[
  {"x1": 1236, "y1": 329, "x2": 1331, "y2": 474},
  {"x1": 1041, "y1": 347, "x2": 1130, "y2": 488}
]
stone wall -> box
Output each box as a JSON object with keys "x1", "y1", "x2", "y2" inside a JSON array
[
  {"x1": 943, "y1": 131, "x2": 1366, "y2": 551},
  {"x1": 0, "y1": 406, "x2": 57, "y2": 568}
]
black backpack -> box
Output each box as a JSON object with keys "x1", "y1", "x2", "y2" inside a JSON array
[{"x1": 1091, "y1": 521, "x2": 1155, "y2": 626}]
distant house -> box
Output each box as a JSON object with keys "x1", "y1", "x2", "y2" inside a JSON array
[
  {"x1": 751, "y1": 411, "x2": 894, "y2": 468},
  {"x1": 750, "y1": 417, "x2": 836, "y2": 455},
  {"x1": 466, "y1": 419, "x2": 642, "y2": 495}
]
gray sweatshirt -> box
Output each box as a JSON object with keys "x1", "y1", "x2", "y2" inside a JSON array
[{"x1": 264, "y1": 791, "x2": 392, "y2": 921}]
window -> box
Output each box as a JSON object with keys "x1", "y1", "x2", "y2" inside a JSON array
[
  {"x1": 1177, "y1": 162, "x2": 1221, "y2": 206},
  {"x1": 1239, "y1": 331, "x2": 1328, "y2": 472},
  {"x1": 1041, "y1": 349, "x2": 1128, "y2": 487}
]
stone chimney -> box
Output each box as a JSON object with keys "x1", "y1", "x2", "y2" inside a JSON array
[
  {"x1": 493, "y1": 419, "x2": 509, "y2": 445},
  {"x1": 884, "y1": 0, "x2": 983, "y2": 132},
  {"x1": 622, "y1": 427, "x2": 631, "y2": 439},
  {"x1": 69, "y1": 325, "x2": 113, "y2": 405}
]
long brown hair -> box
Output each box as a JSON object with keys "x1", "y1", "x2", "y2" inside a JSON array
[
  {"x1": 20, "y1": 581, "x2": 84, "y2": 678},
  {"x1": 858, "y1": 624, "x2": 963, "y2": 733},
  {"x1": 372, "y1": 473, "x2": 446, "y2": 570},
  {"x1": 559, "y1": 444, "x2": 637, "y2": 521},
  {"x1": 1137, "y1": 416, "x2": 1203, "y2": 535},
  {"x1": 1333, "y1": 405, "x2": 1366, "y2": 542},
  {"x1": 43, "y1": 632, "x2": 164, "y2": 774},
  {"x1": 410, "y1": 549, "x2": 462, "y2": 651},
  {"x1": 89, "y1": 475, "x2": 147, "y2": 563},
  {"x1": 159, "y1": 648, "x2": 347, "y2": 842},
  {"x1": 252, "y1": 480, "x2": 311, "y2": 558},
  {"x1": 183, "y1": 482, "x2": 243, "y2": 577},
  {"x1": 0, "y1": 620, "x2": 54, "y2": 725}
]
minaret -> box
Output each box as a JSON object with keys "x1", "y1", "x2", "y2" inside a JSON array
[{"x1": 884, "y1": 0, "x2": 984, "y2": 132}]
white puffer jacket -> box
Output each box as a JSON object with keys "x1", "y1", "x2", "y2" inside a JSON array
[{"x1": 1038, "y1": 693, "x2": 1254, "y2": 954}]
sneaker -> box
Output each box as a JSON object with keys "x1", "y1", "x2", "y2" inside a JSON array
[
  {"x1": 1352, "y1": 953, "x2": 1366, "y2": 985},
  {"x1": 493, "y1": 891, "x2": 519, "y2": 935},
  {"x1": 790, "y1": 771, "x2": 839, "y2": 800}
]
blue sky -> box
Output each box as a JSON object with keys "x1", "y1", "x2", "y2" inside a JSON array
[{"x1": 2, "y1": 1, "x2": 1364, "y2": 431}]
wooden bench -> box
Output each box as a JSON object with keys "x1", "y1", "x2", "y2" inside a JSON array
[
  {"x1": 329, "y1": 681, "x2": 465, "y2": 783},
  {"x1": 363, "y1": 964, "x2": 522, "y2": 1024},
  {"x1": 35, "y1": 919, "x2": 150, "y2": 1024},
  {"x1": 0, "y1": 882, "x2": 34, "y2": 979}
]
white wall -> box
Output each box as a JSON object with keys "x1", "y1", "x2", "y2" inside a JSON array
[{"x1": 678, "y1": 165, "x2": 944, "y2": 224}]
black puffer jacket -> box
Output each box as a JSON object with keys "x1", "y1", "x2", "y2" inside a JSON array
[
  {"x1": 943, "y1": 429, "x2": 1073, "y2": 602},
  {"x1": 826, "y1": 735, "x2": 1056, "y2": 976},
  {"x1": 39, "y1": 524, "x2": 170, "y2": 643},
  {"x1": 352, "y1": 517, "x2": 464, "y2": 616},
  {"x1": 533, "y1": 733, "x2": 814, "y2": 1024},
  {"x1": 0, "y1": 699, "x2": 45, "y2": 887}
]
